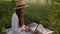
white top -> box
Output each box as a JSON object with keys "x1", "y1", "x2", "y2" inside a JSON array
[{"x1": 11, "y1": 13, "x2": 19, "y2": 31}]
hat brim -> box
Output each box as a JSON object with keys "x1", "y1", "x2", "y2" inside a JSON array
[{"x1": 14, "y1": 5, "x2": 29, "y2": 9}]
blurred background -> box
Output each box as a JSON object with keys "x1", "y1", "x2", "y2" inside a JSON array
[{"x1": 0, "y1": 0, "x2": 60, "y2": 34}]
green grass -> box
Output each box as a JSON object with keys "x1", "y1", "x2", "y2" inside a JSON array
[
  {"x1": 0, "y1": 1, "x2": 60, "y2": 34},
  {"x1": 24, "y1": 2, "x2": 60, "y2": 34}
]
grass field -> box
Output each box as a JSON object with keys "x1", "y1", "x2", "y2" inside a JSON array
[
  {"x1": 0, "y1": 1, "x2": 60, "y2": 34},
  {"x1": 24, "y1": 2, "x2": 60, "y2": 34}
]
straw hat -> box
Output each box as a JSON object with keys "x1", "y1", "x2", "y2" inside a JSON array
[{"x1": 16, "y1": 0, "x2": 25, "y2": 6}]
